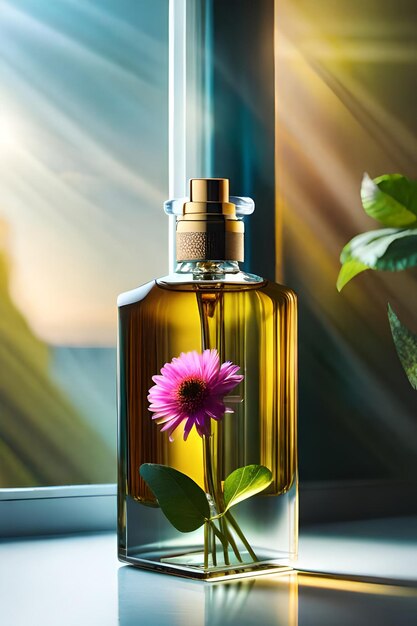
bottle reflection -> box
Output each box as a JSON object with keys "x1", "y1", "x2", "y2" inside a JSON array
[
  {"x1": 118, "y1": 566, "x2": 417, "y2": 626},
  {"x1": 203, "y1": 574, "x2": 298, "y2": 626},
  {"x1": 118, "y1": 566, "x2": 298, "y2": 626}
]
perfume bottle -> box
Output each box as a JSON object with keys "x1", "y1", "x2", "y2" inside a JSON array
[{"x1": 117, "y1": 178, "x2": 298, "y2": 580}]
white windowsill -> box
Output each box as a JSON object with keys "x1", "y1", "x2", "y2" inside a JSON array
[
  {"x1": 1, "y1": 518, "x2": 416, "y2": 626},
  {"x1": 1, "y1": 480, "x2": 417, "y2": 539},
  {"x1": 0, "y1": 485, "x2": 116, "y2": 537},
  {"x1": 0, "y1": 484, "x2": 116, "y2": 500}
]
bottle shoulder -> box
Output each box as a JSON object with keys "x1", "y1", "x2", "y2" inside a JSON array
[
  {"x1": 117, "y1": 275, "x2": 297, "y2": 309},
  {"x1": 156, "y1": 270, "x2": 264, "y2": 287},
  {"x1": 117, "y1": 280, "x2": 156, "y2": 308},
  {"x1": 260, "y1": 279, "x2": 298, "y2": 304}
]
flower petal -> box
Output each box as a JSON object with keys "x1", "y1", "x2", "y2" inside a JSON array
[
  {"x1": 201, "y1": 349, "x2": 220, "y2": 383},
  {"x1": 183, "y1": 416, "x2": 196, "y2": 441},
  {"x1": 153, "y1": 412, "x2": 182, "y2": 424},
  {"x1": 195, "y1": 414, "x2": 211, "y2": 437},
  {"x1": 204, "y1": 399, "x2": 227, "y2": 421},
  {"x1": 211, "y1": 374, "x2": 243, "y2": 395},
  {"x1": 160, "y1": 414, "x2": 185, "y2": 435}
]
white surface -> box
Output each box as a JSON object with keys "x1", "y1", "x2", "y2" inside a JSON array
[
  {"x1": 0, "y1": 533, "x2": 118, "y2": 626},
  {"x1": 1, "y1": 520, "x2": 417, "y2": 626},
  {"x1": 298, "y1": 517, "x2": 417, "y2": 582}
]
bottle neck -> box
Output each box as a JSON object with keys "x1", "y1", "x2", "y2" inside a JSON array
[{"x1": 175, "y1": 260, "x2": 240, "y2": 281}]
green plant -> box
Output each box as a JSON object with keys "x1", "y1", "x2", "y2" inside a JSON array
[
  {"x1": 140, "y1": 349, "x2": 273, "y2": 568},
  {"x1": 337, "y1": 173, "x2": 417, "y2": 390}
]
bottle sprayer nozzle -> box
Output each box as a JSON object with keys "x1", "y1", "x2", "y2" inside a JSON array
[{"x1": 189, "y1": 178, "x2": 229, "y2": 203}]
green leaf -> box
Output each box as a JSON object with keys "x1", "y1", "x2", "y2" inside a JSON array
[
  {"x1": 375, "y1": 232, "x2": 417, "y2": 270},
  {"x1": 340, "y1": 228, "x2": 417, "y2": 271},
  {"x1": 337, "y1": 259, "x2": 369, "y2": 291},
  {"x1": 139, "y1": 463, "x2": 210, "y2": 532},
  {"x1": 361, "y1": 173, "x2": 417, "y2": 227},
  {"x1": 223, "y1": 465, "x2": 272, "y2": 511},
  {"x1": 387, "y1": 304, "x2": 417, "y2": 391},
  {"x1": 340, "y1": 229, "x2": 393, "y2": 264}
]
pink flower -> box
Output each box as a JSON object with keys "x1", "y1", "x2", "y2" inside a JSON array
[{"x1": 148, "y1": 349, "x2": 243, "y2": 441}]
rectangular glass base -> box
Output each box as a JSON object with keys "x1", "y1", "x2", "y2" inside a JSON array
[{"x1": 119, "y1": 546, "x2": 294, "y2": 581}]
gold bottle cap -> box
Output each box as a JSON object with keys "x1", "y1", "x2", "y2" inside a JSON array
[
  {"x1": 190, "y1": 178, "x2": 229, "y2": 203},
  {"x1": 176, "y1": 178, "x2": 244, "y2": 262}
]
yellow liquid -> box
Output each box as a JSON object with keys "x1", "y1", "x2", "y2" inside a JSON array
[{"x1": 118, "y1": 278, "x2": 297, "y2": 506}]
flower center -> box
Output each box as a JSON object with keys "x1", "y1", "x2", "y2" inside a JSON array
[{"x1": 177, "y1": 376, "x2": 208, "y2": 415}]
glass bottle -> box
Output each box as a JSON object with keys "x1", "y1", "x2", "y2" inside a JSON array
[{"x1": 117, "y1": 178, "x2": 298, "y2": 580}]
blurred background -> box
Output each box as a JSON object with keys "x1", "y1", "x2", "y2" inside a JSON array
[
  {"x1": 0, "y1": 0, "x2": 168, "y2": 486},
  {"x1": 0, "y1": 0, "x2": 416, "y2": 489},
  {"x1": 274, "y1": 0, "x2": 417, "y2": 481}
]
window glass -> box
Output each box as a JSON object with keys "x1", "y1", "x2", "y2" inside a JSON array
[{"x1": 0, "y1": 0, "x2": 168, "y2": 487}]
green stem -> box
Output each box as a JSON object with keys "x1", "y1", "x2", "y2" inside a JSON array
[
  {"x1": 209, "y1": 520, "x2": 229, "y2": 554},
  {"x1": 198, "y1": 290, "x2": 249, "y2": 567},
  {"x1": 211, "y1": 525, "x2": 217, "y2": 567},
  {"x1": 199, "y1": 294, "x2": 222, "y2": 566},
  {"x1": 206, "y1": 511, "x2": 217, "y2": 566},
  {"x1": 209, "y1": 513, "x2": 242, "y2": 561},
  {"x1": 222, "y1": 521, "x2": 243, "y2": 563},
  {"x1": 220, "y1": 521, "x2": 230, "y2": 565},
  {"x1": 203, "y1": 434, "x2": 230, "y2": 565},
  {"x1": 225, "y1": 510, "x2": 258, "y2": 562},
  {"x1": 204, "y1": 521, "x2": 209, "y2": 569}
]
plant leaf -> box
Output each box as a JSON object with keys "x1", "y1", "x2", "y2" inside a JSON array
[
  {"x1": 361, "y1": 173, "x2": 417, "y2": 227},
  {"x1": 223, "y1": 464, "x2": 272, "y2": 511},
  {"x1": 374, "y1": 233, "x2": 417, "y2": 271},
  {"x1": 340, "y1": 228, "x2": 417, "y2": 271},
  {"x1": 139, "y1": 463, "x2": 210, "y2": 532},
  {"x1": 340, "y1": 229, "x2": 397, "y2": 264},
  {"x1": 387, "y1": 304, "x2": 417, "y2": 390},
  {"x1": 337, "y1": 259, "x2": 369, "y2": 291}
]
